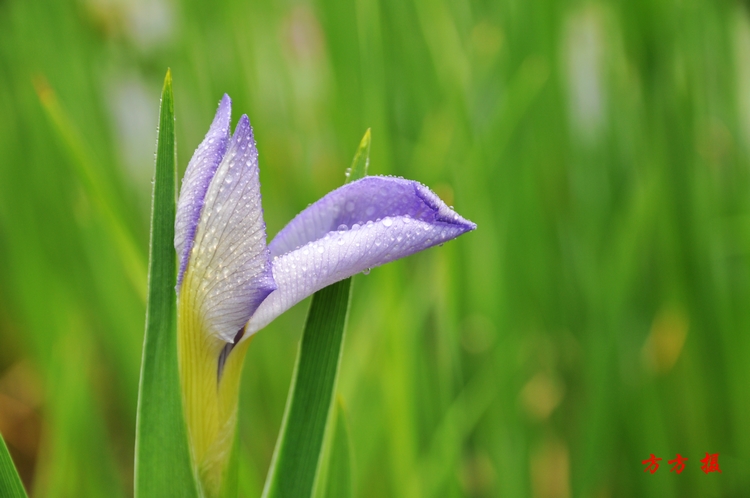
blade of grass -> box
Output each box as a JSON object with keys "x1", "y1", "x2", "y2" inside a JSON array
[
  {"x1": 0, "y1": 433, "x2": 26, "y2": 498},
  {"x1": 345, "y1": 128, "x2": 370, "y2": 182},
  {"x1": 134, "y1": 69, "x2": 197, "y2": 498},
  {"x1": 261, "y1": 278, "x2": 353, "y2": 498},
  {"x1": 33, "y1": 76, "x2": 147, "y2": 302},
  {"x1": 314, "y1": 398, "x2": 354, "y2": 498},
  {"x1": 262, "y1": 129, "x2": 368, "y2": 498}
]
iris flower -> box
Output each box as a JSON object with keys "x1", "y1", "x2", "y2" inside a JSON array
[{"x1": 175, "y1": 95, "x2": 475, "y2": 496}]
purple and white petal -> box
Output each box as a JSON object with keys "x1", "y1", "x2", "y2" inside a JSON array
[
  {"x1": 246, "y1": 176, "x2": 475, "y2": 334},
  {"x1": 268, "y1": 176, "x2": 475, "y2": 257},
  {"x1": 176, "y1": 94, "x2": 232, "y2": 289},
  {"x1": 183, "y1": 115, "x2": 276, "y2": 343}
]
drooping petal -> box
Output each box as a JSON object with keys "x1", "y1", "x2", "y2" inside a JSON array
[
  {"x1": 176, "y1": 94, "x2": 232, "y2": 288},
  {"x1": 181, "y1": 115, "x2": 276, "y2": 343},
  {"x1": 246, "y1": 176, "x2": 475, "y2": 334}
]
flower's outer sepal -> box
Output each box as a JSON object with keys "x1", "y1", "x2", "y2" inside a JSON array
[{"x1": 246, "y1": 176, "x2": 475, "y2": 334}]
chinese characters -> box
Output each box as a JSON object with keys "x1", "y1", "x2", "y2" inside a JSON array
[{"x1": 642, "y1": 453, "x2": 721, "y2": 474}]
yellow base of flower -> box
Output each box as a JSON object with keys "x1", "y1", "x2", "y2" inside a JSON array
[{"x1": 178, "y1": 271, "x2": 250, "y2": 498}]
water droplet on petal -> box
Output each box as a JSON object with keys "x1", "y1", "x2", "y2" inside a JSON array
[
  {"x1": 381, "y1": 218, "x2": 393, "y2": 227},
  {"x1": 338, "y1": 224, "x2": 348, "y2": 231},
  {"x1": 362, "y1": 268, "x2": 371, "y2": 275}
]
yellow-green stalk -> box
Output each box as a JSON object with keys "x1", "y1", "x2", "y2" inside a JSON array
[{"x1": 178, "y1": 268, "x2": 250, "y2": 498}]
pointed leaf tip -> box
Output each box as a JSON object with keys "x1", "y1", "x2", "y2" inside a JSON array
[
  {"x1": 345, "y1": 128, "x2": 371, "y2": 184},
  {"x1": 0, "y1": 433, "x2": 27, "y2": 498},
  {"x1": 162, "y1": 70, "x2": 173, "y2": 98}
]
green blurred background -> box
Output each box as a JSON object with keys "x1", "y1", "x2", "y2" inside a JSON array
[{"x1": 0, "y1": 0, "x2": 748, "y2": 496}]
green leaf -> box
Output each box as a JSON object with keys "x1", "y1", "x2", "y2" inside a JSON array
[
  {"x1": 219, "y1": 430, "x2": 241, "y2": 498},
  {"x1": 314, "y1": 398, "x2": 353, "y2": 498},
  {"x1": 0, "y1": 433, "x2": 27, "y2": 498},
  {"x1": 261, "y1": 278, "x2": 353, "y2": 498},
  {"x1": 134, "y1": 69, "x2": 198, "y2": 498},
  {"x1": 345, "y1": 128, "x2": 371, "y2": 183},
  {"x1": 262, "y1": 129, "x2": 369, "y2": 498}
]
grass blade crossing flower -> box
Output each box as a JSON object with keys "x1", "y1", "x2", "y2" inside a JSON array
[{"x1": 175, "y1": 95, "x2": 475, "y2": 496}]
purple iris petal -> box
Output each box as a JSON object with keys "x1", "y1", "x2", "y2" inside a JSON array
[
  {"x1": 181, "y1": 115, "x2": 276, "y2": 343},
  {"x1": 268, "y1": 176, "x2": 475, "y2": 256},
  {"x1": 246, "y1": 176, "x2": 475, "y2": 334},
  {"x1": 175, "y1": 94, "x2": 232, "y2": 289}
]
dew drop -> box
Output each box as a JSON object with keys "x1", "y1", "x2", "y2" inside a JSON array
[
  {"x1": 362, "y1": 268, "x2": 371, "y2": 275},
  {"x1": 381, "y1": 218, "x2": 393, "y2": 227},
  {"x1": 338, "y1": 223, "x2": 348, "y2": 231}
]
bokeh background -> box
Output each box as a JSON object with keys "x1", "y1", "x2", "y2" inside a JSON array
[{"x1": 0, "y1": 0, "x2": 749, "y2": 496}]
